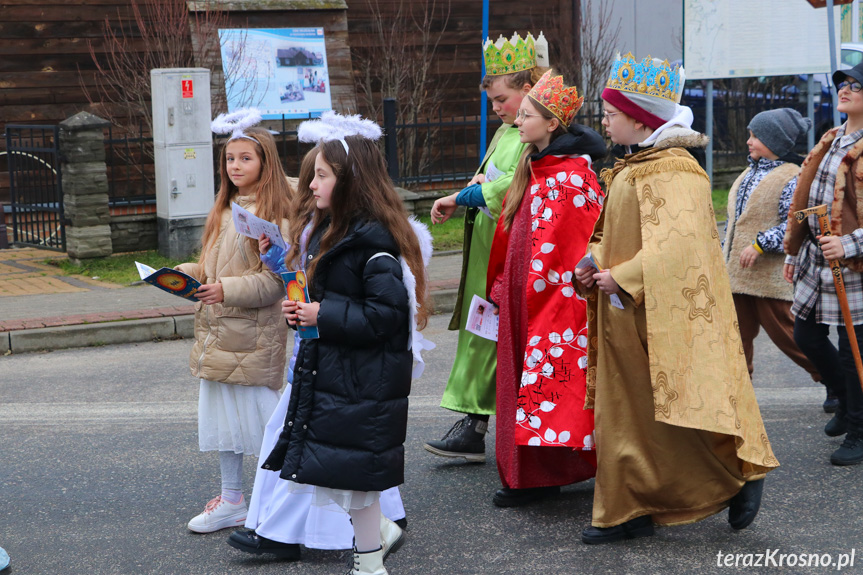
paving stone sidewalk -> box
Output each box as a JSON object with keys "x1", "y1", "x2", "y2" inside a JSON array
[{"x1": 0, "y1": 247, "x2": 462, "y2": 354}]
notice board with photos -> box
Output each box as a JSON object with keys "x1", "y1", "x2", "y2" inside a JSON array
[{"x1": 219, "y1": 27, "x2": 333, "y2": 119}]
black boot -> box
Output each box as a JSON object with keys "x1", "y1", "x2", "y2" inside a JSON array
[
  {"x1": 423, "y1": 415, "x2": 486, "y2": 462},
  {"x1": 823, "y1": 389, "x2": 840, "y2": 414},
  {"x1": 227, "y1": 529, "x2": 301, "y2": 559},
  {"x1": 492, "y1": 486, "x2": 560, "y2": 507},
  {"x1": 581, "y1": 515, "x2": 654, "y2": 544},
  {"x1": 830, "y1": 430, "x2": 863, "y2": 466},
  {"x1": 728, "y1": 478, "x2": 764, "y2": 530},
  {"x1": 825, "y1": 412, "x2": 847, "y2": 437}
]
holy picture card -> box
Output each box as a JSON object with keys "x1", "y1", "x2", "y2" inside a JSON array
[
  {"x1": 231, "y1": 202, "x2": 287, "y2": 250},
  {"x1": 281, "y1": 270, "x2": 319, "y2": 339},
  {"x1": 465, "y1": 294, "x2": 499, "y2": 342},
  {"x1": 575, "y1": 254, "x2": 624, "y2": 309}
]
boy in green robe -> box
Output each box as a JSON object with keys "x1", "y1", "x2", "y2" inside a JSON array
[{"x1": 424, "y1": 32, "x2": 547, "y2": 462}]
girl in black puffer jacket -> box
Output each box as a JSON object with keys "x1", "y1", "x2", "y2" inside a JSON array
[{"x1": 262, "y1": 126, "x2": 431, "y2": 575}]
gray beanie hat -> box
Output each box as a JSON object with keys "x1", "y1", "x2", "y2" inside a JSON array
[{"x1": 747, "y1": 108, "x2": 812, "y2": 158}]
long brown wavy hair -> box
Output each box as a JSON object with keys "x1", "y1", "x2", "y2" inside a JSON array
[
  {"x1": 199, "y1": 127, "x2": 293, "y2": 262},
  {"x1": 503, "y1": 96, "x2": 568, "y2": 231},
  {"x1": 306, "y1": 136, "x2": 430, "y2": 329},
  {"x1": 284, "y1": 146, "x2": 319, "y2": 271}
]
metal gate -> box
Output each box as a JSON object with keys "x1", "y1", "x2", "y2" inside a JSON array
[{"x1": 5, "y1": 125, "x2": 64, "y2": 250}]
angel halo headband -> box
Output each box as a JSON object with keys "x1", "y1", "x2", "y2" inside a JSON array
[
  {"x1": 297, "y1": 111, "x2": 383, "y2": 156},
  {"x1": 211, "y1": 108, "x2": 263, "y2": 143}
]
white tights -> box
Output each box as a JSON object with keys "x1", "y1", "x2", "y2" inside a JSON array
[{"x1": 349, "y1": 498, "x2": 382, "y2": 552}]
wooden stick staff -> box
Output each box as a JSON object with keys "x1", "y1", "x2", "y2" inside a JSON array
[{"x1": 794, "y1": 204, "x2": 863, "y2": 392}]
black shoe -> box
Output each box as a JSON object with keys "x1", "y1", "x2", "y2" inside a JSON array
[
  {"x1": 728, "y1": 478, "x2": 764, "y2": 530},
  {"x1": 581, "y1": 515, "x2": 654, "y2": 544},
  {"x1": 394, "y1": 517, "x2": 407, "y2": 530},
  {"x1": 823, "y1": 393, "x2": 840, "y2": 414},
  {"x1": 831, "y1": 431, "x2": 863, "y2": 466},
  {"x1": 227, "y1": 529, "x2": 301, "y2": 559},
  {"x1": 825, "y1": 413, "x2": 847, "y2": 437},
  {"x1": 492, "y1": 486, "x2": 560, "y2": 507},
  {"x1": 423, "y1": 415, "x2": 486, "y2": 462}
]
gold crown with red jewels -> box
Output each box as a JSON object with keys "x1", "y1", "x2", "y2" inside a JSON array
[{"x1": 527, "y1": 70, "x2": 584, "y2": 126}]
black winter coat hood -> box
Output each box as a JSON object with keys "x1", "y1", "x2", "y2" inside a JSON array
[{"x1": 531, "y1": 123, "x2": 608, "y2": 163}]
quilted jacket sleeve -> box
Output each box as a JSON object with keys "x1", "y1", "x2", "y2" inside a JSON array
[
  {"x1": 316, "y1": 253, "x2": 409, "y2": 345},
  {"x1": 221, "y1": 269, "x2": 284, "y2": 309},
  {"x1": 175, "y1": 262, "x2": 203, "y2": 283}
]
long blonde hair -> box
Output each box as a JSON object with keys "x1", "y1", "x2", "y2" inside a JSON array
[
  {"x1": 200, "y1": 127, "x2": 293, "y2": 262},
  {"x1": 307, "y1": 137, "x2": 430, "y2": 329},
  {"x1": 502, "y1": 97, "x2": 568, "y2": 231}
]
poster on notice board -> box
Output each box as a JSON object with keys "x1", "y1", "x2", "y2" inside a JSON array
[{"x1": 218, "y1": 27, "x2": 333, "y2": 119}]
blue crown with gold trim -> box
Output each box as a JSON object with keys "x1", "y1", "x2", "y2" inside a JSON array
[{"x1": 605, "y1": 52, "x2": 684, "y2": 103}]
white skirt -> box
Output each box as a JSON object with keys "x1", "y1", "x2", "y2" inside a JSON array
[
  {"x1": 288, "y1": 482, "x2": 380, "y2": 512},
  {"x1": 245, "y1": 384, "x2": 406, "y2": 549},
  {"x1": 198, "y1": 379, "x2": 281, "y2": 457}
]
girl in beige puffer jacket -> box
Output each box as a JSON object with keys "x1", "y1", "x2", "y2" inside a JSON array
[{"x1": 177, "y1": 122, "x2": 293, "y2": 534}]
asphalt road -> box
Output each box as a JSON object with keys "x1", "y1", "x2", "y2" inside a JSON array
[{"x1": 2, "y1": 314, "x2": 862, "y2": 574}]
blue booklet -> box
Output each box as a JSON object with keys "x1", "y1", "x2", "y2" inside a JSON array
[
  {"x1": 135, "y1": 261, "x2": 201, "y2": 301},
  {"x1": 281, "y1": 270, "x2": 319, "y2": 339}
]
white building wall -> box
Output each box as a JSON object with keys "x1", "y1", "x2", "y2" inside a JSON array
[{"x1": 590, "y1": 0, "x2": 683, "y2": 63}]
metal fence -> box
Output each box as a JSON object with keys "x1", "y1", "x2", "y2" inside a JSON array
[
  {"x1": 105, "y1": 124, "x2": 156, "y2": 206},
  {"x1": 103, "y1": 119, "x2": 318, "y2": 206},
  {"x1": 99, "y1": 93, "x2": 819, "y2": 205},
  {"x1": 381, "y1": 98, "x2": 612, "y2": 187},
  {"x1": 5, "y1": 125, "x2": 64, "y2": 250},
  {"x1": 685, "y1": 91, "x2": 811, "y2": 167}
]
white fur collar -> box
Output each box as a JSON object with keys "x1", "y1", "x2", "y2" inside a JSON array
[{"x1": 404, "y1": 217, "x2": 435, "y2": 378}]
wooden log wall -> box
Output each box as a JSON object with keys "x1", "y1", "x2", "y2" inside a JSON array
[
  {"x1": 346, "y1": 0, "x2": 576, "y2": 176},
  {"x1": 0, "y1": 0, "x2": 354, "y2": 204},
  {"x1": 346, "y1": 0, "x2": 575, "y2": 119},
  {"x1": 0, "y1": 0, "x2": 576, "y2": 204}
]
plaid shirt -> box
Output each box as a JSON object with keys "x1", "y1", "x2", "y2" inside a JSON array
[{"x1": 791, "y1": 124, "x2": 863, "y2": 325}]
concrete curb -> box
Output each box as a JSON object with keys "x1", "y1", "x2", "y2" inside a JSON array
[
  {"x1": 430, "y1": 288, "x2": 458, "y2": 317},
  {"x1": 1, "y1": 290, "x2": 458, "y2": 355},
  {"x1": 4, "y1": 316, "x2": 192, "y2": 354}
]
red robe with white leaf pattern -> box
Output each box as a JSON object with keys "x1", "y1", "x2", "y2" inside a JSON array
[{"x1": 488, "y1": 152, "x2": 602, "y2": 489}]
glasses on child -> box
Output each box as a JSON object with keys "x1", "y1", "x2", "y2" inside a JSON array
[
  {"x1": 516, "y1": 109, "x2": 543, "y2": 121},
  {"x1": 602, "y1": 111, "x2": 620, "y2": 120},
  {"x1": 838, "y1": 80, "x2": 863, "y2": 93}
]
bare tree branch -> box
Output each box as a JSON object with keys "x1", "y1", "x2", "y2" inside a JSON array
[
  {"x1": 580, "y1": 0, "x2": 622, "y2": 114},
  {"x1": 353, "y1": 0, "x2": 452, "y2": 180},
  {"x1": 80, "y1": 0, "x2": 265, "y2": 138}
]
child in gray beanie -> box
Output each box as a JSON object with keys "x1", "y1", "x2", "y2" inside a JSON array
[
  {"x1": 722, "y1": 108, "x2": 828, "y2": 409},
  {"x1": 748, "y1": 108, "x2": 812, "y2": 160}
]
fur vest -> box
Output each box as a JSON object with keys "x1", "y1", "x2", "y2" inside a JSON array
[
  {"x1": 785, "y1": 127, "x2": 863, "y2": 272},
  {"x1": 723, "y1": 163, "x2": 799, "y2": 300}
]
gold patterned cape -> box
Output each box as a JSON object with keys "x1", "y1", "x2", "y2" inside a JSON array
[{"x1": 587, "y1": 146, "x2": 778, "y2": 476}]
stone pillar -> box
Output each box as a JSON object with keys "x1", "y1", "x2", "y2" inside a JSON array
[{"x1": 59, "y1": 112, "x2": 113, "y2": 262}]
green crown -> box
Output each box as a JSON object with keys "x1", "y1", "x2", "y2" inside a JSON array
[{"x1": 483, "y1": 32, "x2": 537, "y2": 76}]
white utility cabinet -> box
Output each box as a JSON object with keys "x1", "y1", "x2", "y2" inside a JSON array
[{"x1": 151, "y1": 68, "x2": 214, "y2": 257}]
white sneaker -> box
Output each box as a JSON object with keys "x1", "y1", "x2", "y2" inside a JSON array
[
  {"x1": 187, "y1": 495, "x2": 247, "y2": 533},
  {"x1": 380, "y1": 516, "x2": 405, "y2": 560}
]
